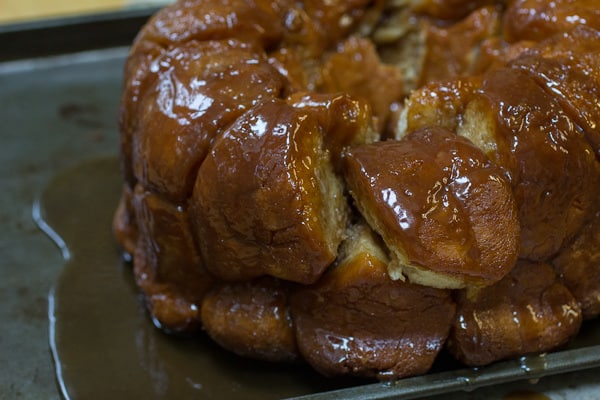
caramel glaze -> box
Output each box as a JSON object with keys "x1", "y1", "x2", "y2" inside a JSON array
[
  {"x1": 510, "y1": 26, "x2": 600, "y2": 160},
  {"x1": 401, "y1": 76, "x2": 482, "y2": 135},
  {"x1": 119, "y1": 0, "x2": 285, "y2": 190},
  {"x1": 201, "y1": 277, "x2": 298, "y2": 362},
  {"x1": 412, "y1": 0, "x2": 500, "y2": 21},
  {"x1": 448, "y1": 261, "x2": 582, "y2": 366},
  {"x1": 317, "y1": 36, "x2": 404, "y2": 132},
  {"x1": 116, "y1": 0, "x2": 400, "y2": 330},
  {"x1": 120, "y1": 0, "x2": 402, "y2": 203},
  {"x1": 288, "y1": 92, "x2": 378, "y2": 172},
  {"x1": 113, "y1": 184, "x2": 137, "y2": 256},
  {"x1": 133, "y1": 39, "x2": 287, "y2": 202},
  {"x1": 502, "y1": 0, "x2": 600, "y2": 43},
  {"x1": 474, "y1": 67, "x2": 600, "y2": 261},
  {"x1": 291, "y1": 222, "x2": 455, "y2": 379},
  {"x1": 113, "y1": 0, "x2": 600, "y2": 380},
  {"x1": 344, "y1": 127, "x2": 519, "y2": 288},
  {"x1": 191, "y1": 99, "x2": 345, "y2": 284},
  {"x1": 418, "y1": 5, "x2": 501, "y2": 85},
  {"x1": 132, "y1": 186, "x2": 214, "y2": 333},
  {"x1": 553, "y1": 210, "x2": 600, "y2": 320}
]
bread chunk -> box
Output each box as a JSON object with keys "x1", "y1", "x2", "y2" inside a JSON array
[
  {"x1": 132, "y1": 40, "x2": 286, "y2": 201},
  {"x1": 132, "y1": 186, "x2": 214, "y2": 333},
  {"x1": 460, "y1": 67, "x2": 600, "y2": 260},
  {"x1": 448, "y1": 261, "x2": 582, "y2": 366},
  {"x1": 553, "y1": 210, "x2": 600, "y2": 320},
  {"x1": 502, "y1": 0, "x2": 600, "y2": 43},
  {"x1": 291, "y1": 221, "x2": 455, "y2": 379},
  {"x1": 510, "y1": 25, "x2": 600, "y2": 159},
  {"x1": 201, "y1": 277, "x2": 298, "y2": 362},
  {"x1": 344, "y1": 127, "x2": 520, "y2": 289},
  {"x1": 191, "y1": 99, "x2": 347, "y2": 284}
]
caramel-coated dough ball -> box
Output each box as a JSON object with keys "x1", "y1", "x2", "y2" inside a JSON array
[
  {"x1": 192, "y1": 99, "x2": 347, "y2": 284},
  {"x1": 291, "y1": 222, "x2": 455, "y2": 379},
  {"x1": 448, "y1": 261, "x2": 582, "y2": 366},
  {"x1": 344, "y1": 127, "x2": 520, "y2": 289}
]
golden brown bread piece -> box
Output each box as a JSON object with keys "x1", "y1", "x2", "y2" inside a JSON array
[
  {"x1": 460, "y1": 67, "x2": 599, "y2": 260},
  {"x1": 399, "y1": 28, "x2": 600, "y2": 262},
  {"x1": 132, "y1": 186, "x2": 214, "y2": 333},
  {"x1": 190, "y1": 99, "x2": 348, "y2": 284},
  {"x1": 409, "y1": 0, "x2": 500, "y2": 20},
  {"x1": 291, "y1": 221, "x2": 455, "y2": 379},
  {"x1": 113, "y1": 185, "x2": 137, "y2": 257},
  {"x1": 344, "y1": 127, "x2": 520, "y2": 289},
  {"x1": 509, "y1": 25, "x2": 600, "y2": 159},
  {"x1": 317, "y1": 35, "x2": 404, "y2": 132},
  {"x1": 447, "y1": 261, "x2": 582, "y2": 366},
  {"x1": 417, "y1": 5, "x2": 501, "y2": 85},
  {"x1": 287, "y1": 92, "x2": 379, "y2": 172},
  {"x1": 201, "y1": 277, "x2": 298, "y2": 362},
  {"x1": 553, "y1": 210, "x2": 600, "y2": 320},
  {"x1": 397, "y1": 76, "x2": 482, "y2": 138},
  {"x1": 114, "y1": 0, "x2": 600, "y2": 381},
  {"x1": 502, "y1": 0, "x2": 600, "y2": 43},
  {"x1": 133, "y1": 40, "x2": 286, "y2": 201}
]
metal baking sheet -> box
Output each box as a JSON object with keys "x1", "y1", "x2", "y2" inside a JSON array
[{"x1": 2, "y1": 10, "x2": 600, "y2": 400}]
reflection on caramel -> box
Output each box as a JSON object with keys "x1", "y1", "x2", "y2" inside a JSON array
[
  {"x1": 288, "y1": 91, "x2": 377, "y2": 171},
  {"x1": 399, "y1": 76, "x2": 482, "y2": 137}
]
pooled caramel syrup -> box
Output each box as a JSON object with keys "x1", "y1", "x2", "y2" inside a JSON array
[{"x1": 38, "y1": 157, "x2": 342, "y2": 399}]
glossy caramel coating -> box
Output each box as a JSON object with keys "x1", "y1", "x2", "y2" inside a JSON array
[
  {"x1": 133, "y1": 40, "x2": 286, "y2": 201},
  {"x1": 119, "y1": 0, "x2": 286, "y2": 188},
  {"x1": 503, "y1": 0, "x2": 600, "y2": 43},
  {"x1": 115, "y1": 0, "x2": 600, "y2": 380},
  {"x1": 472, "y1": 37, "x2": 535, "y2": 74},
  {"x1": 291, "y1": 222, "x2": 455, "y2": 379},
  {"x1": 471, "y1": 67, "x2": 599, "y2": 260},
  {"x1": 119, "y1": 40, "x2": 164, "y2": 187},
  {"x1": 113, "y1": 184, "x2": 137, "y2": 257},
  {"x1": 288, "y1": 92, "x2": 378, "y2": 171},
  {"x1": 344, "y1": 127, "x2": 520, "y2": 289},
  {"x1": 317, "y1": 36, "x2": 404, "y2": 132},
  {"x1": 201, "y1": 277, "x2": 297, "y2": 362},
  {"x1": 553, "y1": 210, "x2": 600, "y2": 320},
  {"x1": 398, "y1": 76, "x2": 482, "y2": 138},
  {"x1": 411, "y1": 0, "x2": 500, "y2": 21},
  {"x1": 137, "y1": 0, "x2": 285, "y2": 48},
  {"x1": 510, "y1": 26, "x2": 600, "y2": 159},
  {"x1": 191, "y1": 99, "x2": 346, "y2": 284},
  {"x1": 448, "y1": 261, "x2": 582, "y2": 366},
  {"x1": 132, "y1": 186, "x2": 214, "y2": 333},
  {"x1": 418, "y1": 6, "x2": 501, "y2": 85}
]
